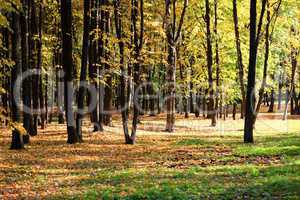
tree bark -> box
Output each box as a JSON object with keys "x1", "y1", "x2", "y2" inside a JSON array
[
  {"x1": 214, "y1": 0, "x2": 220, "y2": 119},
  {"x1": 253, "y1": 1, "x2": 271, "y2": 124},
  {"x1": 76, "y1": 0, "x2": 91, "y2": 142},
  {"x1": 233, "y1": 0, "x2": 246, "y2": 119},
  {"x1": 38, "y1": 2, "x2": 45, "y2": 129},
  {"x1": 88, "y1": 0, "x2": 100, "y2": 131},
  {"x1": 10, "y1": 9, "x2": 25, "y2": 150},
  {"x1": 128, "y1": 0, "x2": 144, "y2": 144},
  {"x1": 30, "y1": 0, "x2": 39, "y2": 136},
  {"x1": 165, "y1": 0, "x2": 188, "y2": 132},
  {"x1": 244, "y1": 0, "x2": 258, "y2": 143},
  {"x1": 278, "y1": 70, "x2": 283, "y2": 111},
  {"x1": 21, "y1": 0, "x2": 33, "y2": 143},
  {"x1": 61, "y1": 0, "x2": 79, "y2": 144},
  {"x1": 268, "y1": 89, "x2": 275, "y2": 113},
  {"x1": 114, "y1": 0, "x2": 131, "y2": 143},
  {"x1": 205, "y1": 0, "x2": 217, "y2": 127},
  {"x1": 103, "y1": 4, "x2": 113, "y2": 126}
]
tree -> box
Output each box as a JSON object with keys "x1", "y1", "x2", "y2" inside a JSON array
[
  {"x1": 30, "y1": 0, "x2": 40, "y2": 136},
  {"x1": 21, "y1": 0, "x2": 33, "y2": 142},
  {"x1": 244, "y1": 0, "x2": 257, "y2": 143},
  {"x1": 205, "y1": 0, "x2": 216, "y2": 127},
  {"x1": 233, "y1": 0, "x2": 246, "y2": 119},
  {"x1": 164, "y1": 0, "x2": 188, "y2": 132},
  {"x1": 114, "y1": 0, "x2": 144, "y2": 144},
  {"x1": 129, "y1": 0, "x2": 144, "y2": 144},
  {"x1": 76, "y1": 0, "x2": 91, "y2": 141},
  {"x1": 244, "y1": 0, "x2": 267, "y2": 143},
  {"x1": 10, "y1": 7, "x2": 25, "y2": 150},
  {"x1": 103, "y1": 1, "x2": 113, "y2": 126},
  {"x1": 114, "y1": 0, "x2": 130, "y2": 143},
  {"x1": 38, "y1": 1, "x2": 45, "y2": 129},
  {"x1": 89, "y1": 0, "x2": 101, "y2": 132},
  {"x1": 60, "y1": 0, "x2": 79, "y2": 144},
  {"x1": 254, "y1": 0, "x2": 282, "y2": 124},
  {"x1": 214, "y1": 0, "x2": 220, "y2": 119}
]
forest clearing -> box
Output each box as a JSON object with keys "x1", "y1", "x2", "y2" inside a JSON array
[{"x1": 1, "y1": 112, "x2": 300, "y2": 199}]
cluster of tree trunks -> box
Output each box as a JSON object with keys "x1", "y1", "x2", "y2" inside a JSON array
[
  {"x1": 2, "y1": 0, "x2": 296, "y2": 149},
  {"x1": 8, "y1": 0, "x2": 47, "y2": 149}
]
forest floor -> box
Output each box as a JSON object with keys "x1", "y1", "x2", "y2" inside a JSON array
[{"x1": 1, "y1": 113, "x2": 300, "y2": 199}]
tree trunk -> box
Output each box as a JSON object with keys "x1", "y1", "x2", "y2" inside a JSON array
[
  {"x1": 21, "y1": 0, "x2": 33, "y2": 143},
  {"x1": 127, "y1": 0, "x2": 144, "y2": 144},
  {"x1": 214, "y1": 0, "x2": 220, "y2": 119},
  {"x1": 114, "y1": 0, "x2": 130, "y2": 143},
  {"x1": 61, "y1": 0, "x2": 79, "y2": 144},
  {"x1": 2, "y1": 28, "x2": 10, "y2": 127},
  {"x1": 10, "y1": 10, "x2": 25, "y2": 150},
  {"x1": 76, "y1": 0, "x2": 91, "y2": 142},
  {"x1": 233, "y1": 0, "x2": 246, "y2": 119},
  {"x1": 203, "y1": 90, "x2": 207, "y2": 118},
  {"x1": 233, "y1": 103, "x2": 237, "y2": 120},
  {"x1": 244, "y1": 0, "x2": 258, "y2": 143},
  {"x1": 148, "y1": 66, "x2": 156, "y2": 116},
  {"x1": 103, "y1": 7, "x2": 113, "y2": 126},
  {"x1": 205, "y1": 0, "x2": 216, "y2": 127},
  {"x1": 290, "y1": 43, "x2": 298, "y2": 115},
  {"x1": 38, "y1": 2, "x2": 45, "y2": 129},
  {"x1": 57, "y1": 65, "x2": 65, "y2": 124},
  {"x1": 30, "y1": 0, "x2": 39, "y2": 136},
  {"x1": 278, "y1": 82, "x2": 283, "y2": 111},
  {"x1": 253, "y1": 1, "x2": 271, "y2": 124},
  {"x1": 195, "y1": 91, "x2": 201, "y2": 117},
  {"x1": 164, "y1": 0, "x2": 188, "y2": 132},
  {"x1": 165, "y1": 45, "x2": 176, "y2": 131},
  {"x1": 268, "y1": 89, "x2": 275, "y2": 113},
  {"x1": 88, "y1": 0, "x2": 100, "y2": 131},
  {"x1": 45, "y1": 73, "x2": 48, "y2": 123}
]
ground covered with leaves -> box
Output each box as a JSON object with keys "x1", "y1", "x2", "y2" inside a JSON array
[{"x1": 1, "y1": 114, "x2": 300, "y2": 199}]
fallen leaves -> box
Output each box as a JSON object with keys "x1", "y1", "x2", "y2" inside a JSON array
[{"x1": 0, "y1": 116, "x2": 298, "y2": 199}]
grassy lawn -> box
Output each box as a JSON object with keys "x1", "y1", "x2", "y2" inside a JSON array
[{"x1": 1, "y1": 115, "x2": 300, "y2": 199}]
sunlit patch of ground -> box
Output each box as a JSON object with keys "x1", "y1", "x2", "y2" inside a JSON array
[{"x1": 0, "y1": 113, "x2": 299, "y2": 199}]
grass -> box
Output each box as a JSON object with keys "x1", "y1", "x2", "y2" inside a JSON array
[{"x1": 0, "y1": 114, "x2": 300, "y2": 199}]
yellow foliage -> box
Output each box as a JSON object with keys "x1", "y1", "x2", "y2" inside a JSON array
[{"x1": 9, "y1": 122, "x2": 27, "y2": 136}]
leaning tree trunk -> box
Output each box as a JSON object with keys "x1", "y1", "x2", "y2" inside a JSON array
[
  {"x1": 253, "y1": 1, "x2": 271, "y2": 124},
  {"x1": 233, "y1": 0, "x2": 246, "y2": 119}
]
